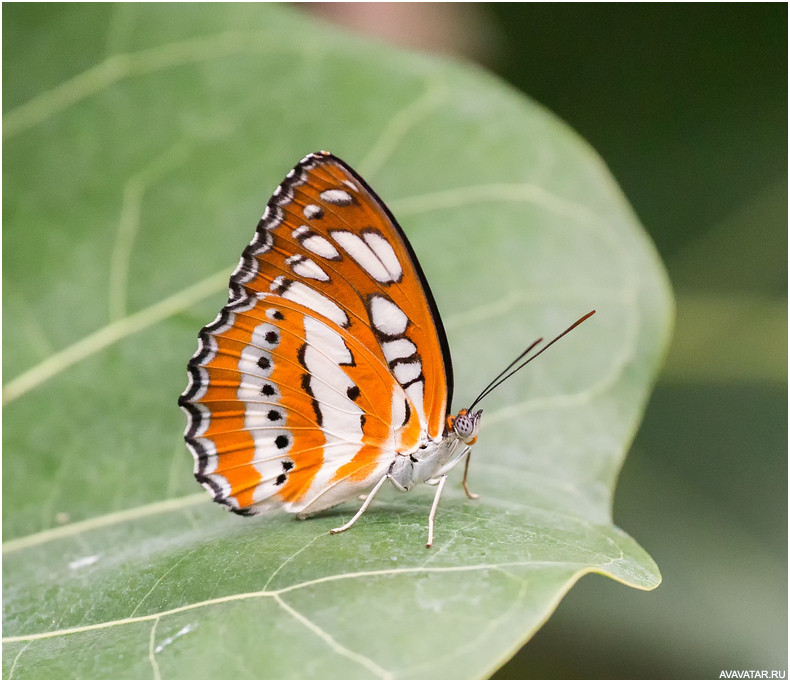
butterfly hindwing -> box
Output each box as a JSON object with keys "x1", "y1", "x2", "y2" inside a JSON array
[{"x1": 179, "y1": 152, "x2": 451, "y2": 514}]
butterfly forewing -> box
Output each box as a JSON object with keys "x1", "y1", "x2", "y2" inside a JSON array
[
  {"x1": 234, "y1": 152, "x2": 452, "y2": 434},
  {"x1": 180, "y1": 152, "x2": 452, "y2": 514}
]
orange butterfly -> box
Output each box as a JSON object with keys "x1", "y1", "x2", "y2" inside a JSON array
[{"x1": 179, "y1": 151, "x2": 594, "y2": 547}]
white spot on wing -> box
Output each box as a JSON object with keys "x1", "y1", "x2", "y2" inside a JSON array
[
  {"x1": 294, "y1": 227, "x2": 341, "y2": 260},
  {"x1": 393, "y1": 361, "x2": 422, "y2": 385},
  {"x1": 270, "y1": 275, "x2": 286, "y2": 293},
  {"x1": 369, "y1": 295, "x2": 408, "y2": 336},
  {"x1": 303, "y1": 234, "x2": 340, "y2": 260},
  {"x1": 391, "y1": 386, "x2": 407, "y2": 430},
  {"x1": 282, "y1": 281, "x2": 349, "y2": 327},
  {"x1": 247, "y1": 321, "x2": 280, "y2": 350},
  {"x1": 381, "y1": 338, "x2": 417, "y2": 363},
  {"x1": 332, "y1": 230, "x2": 394, "y2": 283},
  {"x1": 304, "y1": 317, "x2": 354, "y2": 365},
  {"x1": 238, "y1": 343, "x2": 274, "y2": 382},
  {"x1": 250, "y1": 434, "x2": 294, "y2": 503},
  {"x1": 303, "y1": 320, "x2": 362, "y2": 445},
  {"x1": 303, "y1": 204, "x2": 323, "y2": 220},
  {"x1": 244, "y1": 403, "x2": 285, "y2": 424},
  {"x1": 363, "y1": 231, "x2": 402, "y2": 281},
  {"x1": 405, "y1": 380, "x2": 427, "y2": 430},
  {"x1": 286, "y1": 255, "x2": 330, "y2": 281},
  {"x1": 320, "y1": 189, "x2": 353, "y2": 205}
]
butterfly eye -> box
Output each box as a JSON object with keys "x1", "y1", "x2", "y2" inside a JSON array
[{"x1": 453, "y1": 409, "x2": 482, "y2": 443}]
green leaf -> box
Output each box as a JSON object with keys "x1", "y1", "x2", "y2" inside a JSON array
[{"x1": 3, "y1": 4, "x2": 670, "y2": 679}]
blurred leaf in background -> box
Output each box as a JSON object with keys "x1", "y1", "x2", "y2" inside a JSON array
[{"x1": 3, "y1": 4, "x2": 671, "y2": 679}]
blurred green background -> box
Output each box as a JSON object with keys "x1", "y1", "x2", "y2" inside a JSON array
[
  {"x1": 308, "y1": 2, "x2": 787, "y2": 678},
  {"x1": 485, "y1": 5, "x2": 788, "y2": 678}
]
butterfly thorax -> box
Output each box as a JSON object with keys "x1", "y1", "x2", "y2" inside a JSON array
[{"x1": 390, "y1": 408, "x2": 482, "y2": 490}]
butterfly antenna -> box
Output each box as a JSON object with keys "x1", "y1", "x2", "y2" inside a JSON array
[
  {"x1": 468, "y1": 310, "x2": 596, "y2": 411},
  {"x1": 467, "y1": 338, "x2": 544, "y2": 410}
]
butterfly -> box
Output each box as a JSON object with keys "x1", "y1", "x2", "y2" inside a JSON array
[{"x1": 179, "y1": 151, "x2": 595, "y2": 547}]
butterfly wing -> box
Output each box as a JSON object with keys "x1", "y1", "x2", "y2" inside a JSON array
[{"x1": 179, "y1": 152, "x2": 453, "y2": 514}]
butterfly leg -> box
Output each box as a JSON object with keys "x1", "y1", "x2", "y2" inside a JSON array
[
  {"x1": 461, "y1": 450, "x2": 480, "y2": 500},
  {"x1": 425, "y1": 474, "x2": 448, "y2": 548},
  {"x1": 329, "y1": 473, "x2": 390, "y2": 536}
]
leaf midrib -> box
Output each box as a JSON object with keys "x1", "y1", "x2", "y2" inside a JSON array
[{"x1": 1, "y1": 558, "x2": 616, "y2": 644}]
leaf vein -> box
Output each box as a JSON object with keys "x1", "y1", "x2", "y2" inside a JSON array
[
  {"x1": 130, "y1": 549, "x2": 198, "y2": 618},
  {"x1": 109, "y1": 142, "x2": 192, "y2": 321},
  {"x1": 360, "y1": 79, "x2": 448, "y2": 180},
  {"x1": 148, "y1": 617, "x2": 161, "y2": 680},
  {"x1": 3, "y1": 30, "x2": 294, "y2": 139},
  {"x1": 273, "y1": 594, "x2": 392, "y2": 679},
  {"x1": 1, "y1": 560, "x2": 594, "y2": 644},
  {"x1": 2, "y1": 268, "x2": 229, "y2": 405},
  {"x1": 6, "y1": 640, "x2": 33, "y2": 679}
]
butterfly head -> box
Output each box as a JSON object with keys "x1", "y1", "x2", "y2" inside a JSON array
[{"x1": 448, "y1": 408, "x2": 483, "y2": 445}]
